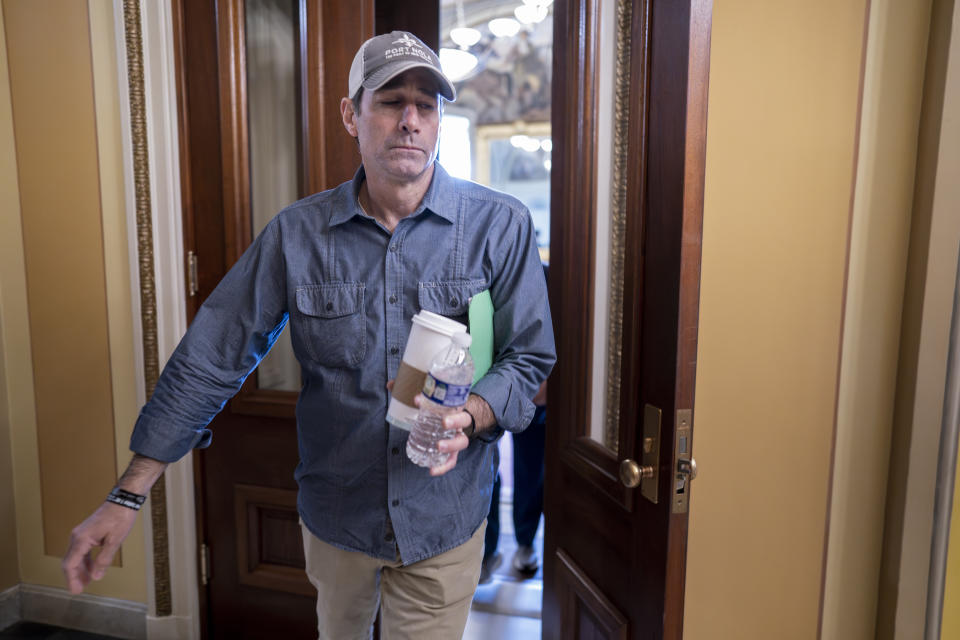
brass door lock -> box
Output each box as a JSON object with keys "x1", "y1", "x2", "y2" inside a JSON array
[
  {"x1": 619, "y1": 459, "x2": 654, "y2": 488},
  {"x1": 620, "y1": 404, "x2": 661, "y2": 501}
]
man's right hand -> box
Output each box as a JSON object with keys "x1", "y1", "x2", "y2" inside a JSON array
[
  {"x1": 62, "y1": 501, "x2": 139, "y2": 593},
  {"x1": 62, "y1": 454, "x2": 167, "y2": 593}
]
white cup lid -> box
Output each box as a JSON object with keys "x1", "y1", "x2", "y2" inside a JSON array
[{"x1": 413, "y1": 310, "x2": 467, "y2": 335}]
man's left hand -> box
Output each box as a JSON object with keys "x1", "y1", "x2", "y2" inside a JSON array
[{"x1": 431, "y1": 411, "x2": 472, "y2": 476}]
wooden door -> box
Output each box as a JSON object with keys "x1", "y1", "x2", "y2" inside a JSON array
[
  {"x1": 543, "y1": 1, "x2": 712, "y2": 638},
  {"x1": 173, "y1": 1, "x2": 371, "y2": 636},
  {"x1": 172, "y1": 1, "x2": 437, "y2": 637}
]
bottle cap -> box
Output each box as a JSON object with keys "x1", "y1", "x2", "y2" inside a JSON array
[{"x1": 452, "y1": 331, "x2": 472, "y2": 348}]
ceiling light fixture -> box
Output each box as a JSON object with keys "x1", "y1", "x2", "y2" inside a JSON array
[
  {"x1": 449, "y1": 0, "x2": 481, "y2": 49},
  {"x1": 450, "y1": 26, "x2": 481, "y2": 48},
  {"x1": 488, "y1": 17, "x2": 521, "y2": 38},
  {"x1": 515, "y1": 4, "x2": 548, "y2": 24},
  {"x1": 439, "y1": 48, "x2": 478, "y2": 81}
]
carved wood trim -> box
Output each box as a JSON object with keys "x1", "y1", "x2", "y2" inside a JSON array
[{"x1": 122, "y1": 0, "x2": 171, "y2": 617}]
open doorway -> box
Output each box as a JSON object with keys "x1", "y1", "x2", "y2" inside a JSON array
[{"x1": 436, "y1": 0, "x2": 554, "y2": 634}]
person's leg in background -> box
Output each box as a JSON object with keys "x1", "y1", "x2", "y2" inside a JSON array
[
  {"x1": 510, "y1": 405, "x2": 546, "y2": 574},
  {"x1": 479, "y1": 472, "x2": 502, "y2": 583}
]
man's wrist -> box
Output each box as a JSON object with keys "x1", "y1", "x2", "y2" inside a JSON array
[
  {"x1": 116, "y1": 454, "x2": 168, "y2": 496},
  {"x1": 463, "y1": 409, "x2": 477, "y2": 439},
  {"x1": 463, "y1": 395, "x2": 502, "y2": 443}
]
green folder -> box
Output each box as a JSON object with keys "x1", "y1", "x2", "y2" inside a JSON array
[{"x1": 468, "y1": 290, "x2": 494, "y2": 384}]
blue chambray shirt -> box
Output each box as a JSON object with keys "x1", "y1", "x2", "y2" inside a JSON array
[{"x1": 130, "y1": 164, "x2": 555, "y2": 564}]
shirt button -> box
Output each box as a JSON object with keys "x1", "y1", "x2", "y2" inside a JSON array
[
  {"x1": 389, "y1": 295, "x2": 397, "y2": 304},
  {"x1": 392, "y1": 447, "x2": 400, "y2": 455},
  {"x1": 390, "y1": 346, "x2": 399, "y2": 355},
  {"x1": 450, "y1": 297, "x2": 459, "y2": 307},
  {"x1": 389, "y1": 244, "x2": 398, "y2": 252},
  {"x1": 325, "y1": 302, "x2": 333, "y2": 311},
  {"x1": 392, "y1": 499, "x2": 400, "y2": 506},
  {"x1": 384, "y1": 532, "x2": 395, "y2": 542}
]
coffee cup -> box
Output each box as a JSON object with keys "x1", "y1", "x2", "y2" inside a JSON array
[{"x1": 387, "y1": 310, "x2": 467, "y2": 430}]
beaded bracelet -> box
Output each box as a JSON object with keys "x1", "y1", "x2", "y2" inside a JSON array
[{"x1": 105, "y1": 487, "x2": 147, "y2": 511}]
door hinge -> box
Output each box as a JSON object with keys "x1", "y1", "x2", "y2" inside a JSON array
[
  {"x1": 187, "y1": 250, "x2": 199, "y2": 297},
  {"x1": 200, "y1": 542, "x2": 210, "y2": 586}
]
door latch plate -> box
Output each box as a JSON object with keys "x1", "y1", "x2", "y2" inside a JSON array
[{"x1": 673, "y1": 409, "x2": 693, "y2": 513}]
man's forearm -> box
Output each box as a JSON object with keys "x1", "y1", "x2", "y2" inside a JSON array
[{"x1": 116, "y1": 454, "x2": 168, "y2": 495}]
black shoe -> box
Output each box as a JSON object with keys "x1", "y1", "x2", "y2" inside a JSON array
[
  {"x1": 479, "y1": 552, "x2": 502, "y2": 584},
  {"x1": 512, "y1": 545, "x2": 539, "y2": 574}
]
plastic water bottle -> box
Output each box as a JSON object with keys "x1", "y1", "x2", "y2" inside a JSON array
[{"x1": 406, "y1": 331, "x2": 474, "y2": 468}]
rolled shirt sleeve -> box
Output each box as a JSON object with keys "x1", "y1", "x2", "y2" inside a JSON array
[
  {"x1": 470, "y1": 203, "x2": 555, "y2": 433},
  {"x1": 130, "y1": 219, "x2": 289, "y2": 462}
]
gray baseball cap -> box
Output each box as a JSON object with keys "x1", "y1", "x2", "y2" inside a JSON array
[{"x1": 348, "y1": 31, "x2": 456, "y2": 102}]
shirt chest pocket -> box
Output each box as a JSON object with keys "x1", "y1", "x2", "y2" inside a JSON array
[
  {"x1": 295, "y1": 283, "x2": 366, "y2": 368},
  {"x1": 417, "y1": 279, "x2": 487, "y2": 330}
]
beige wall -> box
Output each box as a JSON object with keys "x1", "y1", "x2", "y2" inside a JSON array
[
  {"x1": 685, "y1": 0, "x2": 960, "y2": 638},
  {"x1": 684, "y1": 0, "x2": 868, "y2": 637},
  {"x1": 822, "y1": 0, "x2": 934, "y2": 637},
  {"x1": 0, "y1": 9, "x2": 19, "y2": 586},
  {"x1": 0, "y1": 0, "x2": 145, "y2": 601}
]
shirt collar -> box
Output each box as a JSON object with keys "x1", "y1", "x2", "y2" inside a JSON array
[{"x1": 328, "y1": 163, "x2": 458, "y2": 228}]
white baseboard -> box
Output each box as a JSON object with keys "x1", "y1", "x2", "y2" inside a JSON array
[
  {"x1": 2, "y1": 584, "x2": 147, "y2": 639},
  {"x1": 0, "y1": 585, "x2": 20, "y2": 630}
]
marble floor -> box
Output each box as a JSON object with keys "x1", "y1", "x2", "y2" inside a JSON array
[
  {"x1": 464, "y1": 450, "x2": 546, "y2": 640},
  {"x1": 463, "y1": 610, "x2": 541, "y2": 639},
  {"x1": 0, "y1": 622, "x2": 122, "y2": 640}
]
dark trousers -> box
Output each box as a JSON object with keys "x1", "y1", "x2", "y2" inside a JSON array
[{"x1": 484, "y1": 406, "x2": 546, "y2": 559}]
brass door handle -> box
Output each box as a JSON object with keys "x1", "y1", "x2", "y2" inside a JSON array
[{"x1": 620, "y1": 459, "x2": 655, "y2": 488}]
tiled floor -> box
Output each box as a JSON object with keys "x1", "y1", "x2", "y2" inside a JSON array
[
  {"x1": 465, "y1": 434, "x2": 545, "y2": 638},
  {"x1": 463, "y1": 610, "x2": 541, "y2": 639},
  {"x1": 0, "y1": 622, "x2": 122, "y2": 640}
]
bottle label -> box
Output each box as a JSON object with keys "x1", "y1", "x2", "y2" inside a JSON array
[{"x1": 422, "y1": 373, "x2": 471, "y2": 407}]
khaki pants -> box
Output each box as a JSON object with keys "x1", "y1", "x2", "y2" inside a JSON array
[{"x1": 301, "y1": 521, "x2": 485, "y2": 640}]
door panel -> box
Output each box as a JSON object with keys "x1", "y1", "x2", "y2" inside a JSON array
[
  {"x1": 557, "y1": 550, "x2": 628, "y2": 640},
  {"x1": 234, "y1": 484, "x2": 310, "y2": 596},
  {"x1": 543, "y1": 0, "x2": 712, "y2": 638}
]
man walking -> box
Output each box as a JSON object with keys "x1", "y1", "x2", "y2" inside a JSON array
[{"x1": 62, "y1": 31, "x2": 554, "y2": 640}]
